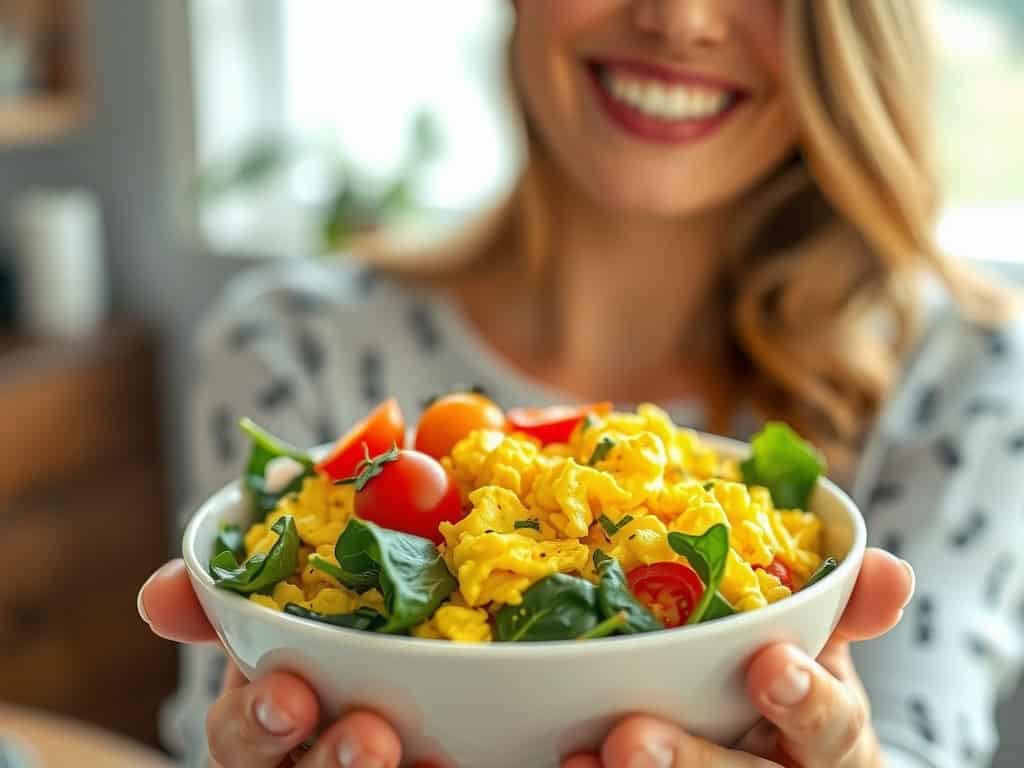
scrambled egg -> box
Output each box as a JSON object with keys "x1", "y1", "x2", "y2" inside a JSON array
[{"x1": 240, "y1": 404, "x2": 825, "y2": 640}]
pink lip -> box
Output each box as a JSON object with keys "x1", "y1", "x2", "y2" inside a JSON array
[
  {"x1": 595, "y1": 58, "x2": 749, "y2": 92},
  {"x1": 586, "y1": 60, "x2": 748, "y2": 146}
]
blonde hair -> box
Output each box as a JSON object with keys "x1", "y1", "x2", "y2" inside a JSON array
[{"x1": 365, "y1": 0, "x2": 1016, "y2": 464}]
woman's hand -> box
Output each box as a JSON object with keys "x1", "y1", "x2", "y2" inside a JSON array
[
  {"x1": 562, "y1": 548, "x2": 916, "y2": 768},
  {"x1": 138, "y1": 560, "x2": 405, "y2": 768}
]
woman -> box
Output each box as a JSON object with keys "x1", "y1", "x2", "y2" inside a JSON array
[{"x1": 139, "y1": 1, "x2": 1024, "y2": 766}]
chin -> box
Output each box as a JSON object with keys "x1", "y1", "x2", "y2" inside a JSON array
[{"x1": 581, "y1": 163, "x2": 725, "y2": 219}]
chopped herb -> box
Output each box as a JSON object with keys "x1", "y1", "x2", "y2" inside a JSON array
[
  {"x1": 597, "y1": 514, "x2": 634, "y2": 537},
  {"x1": 588, "y1": 436, "x2": 616, "y2": 466},
  {"x1": 702, "y1": 481, "x2": 716, "y2": 492},
  {"x1": 580, "y1": 414, "x2": 596, "y2": 435},
  {"x1": 804, "y1": 557, "x2": 838, "y2": 588},
  {"x1": 514, "y1": 519, "x2": 541, "y2": 531}
]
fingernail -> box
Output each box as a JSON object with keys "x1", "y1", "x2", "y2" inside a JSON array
[
  {"x1": 901, "y1": 559, "x2": 916, "y2": 608},
  {"x1": 626, "y1": 742, "x2": 674, "y2": 768},
  {"x1": 137, "y1": 560, "x2": 184, "y2": 625},
  {"x1": 766, "y1": 663, "x2": 811, "y2": 707},
  {"x1": 254, "y1": 695, "x2": 295, "y2": 736},
  {"x1": 337, "y1": 737, "x2": 385, "y2": 768},
  {"x1": 137, "y1": 582, "x2": 151, "y2": 625}
]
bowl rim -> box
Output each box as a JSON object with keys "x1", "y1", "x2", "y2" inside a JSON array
[{"x1": 182, "y1": 432, "x2": 867, "y2": 658}]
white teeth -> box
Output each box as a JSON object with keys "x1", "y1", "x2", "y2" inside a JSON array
[{"x1": 600, "y1": 68, "x2": 732, "y2": 121}]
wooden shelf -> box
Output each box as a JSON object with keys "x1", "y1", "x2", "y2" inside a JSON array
[{"x1": 0, "y1": 94, "x2": 85, "y2": 146}]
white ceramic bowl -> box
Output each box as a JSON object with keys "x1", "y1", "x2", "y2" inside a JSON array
[{"x1": 183, "y1": 435, "x2": 866, "y2": 768}]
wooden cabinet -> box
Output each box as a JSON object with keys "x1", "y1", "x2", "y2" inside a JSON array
[{"x1": 0, "y1": 324, "x2": 177, "y2": 748}]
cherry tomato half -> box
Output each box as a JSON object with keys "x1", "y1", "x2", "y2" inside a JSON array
[
  {"x1": 627, "y1": 562, "x2": 705, "y2": 628},
  {"x1": 348, "y1": 447, "x2": 463, "y2": 544},
  {"x1": 755, "y1": 557, "x2": 794, "y2": 590},
  {"x1": 315, "y1": 399, "x2": 405, "y2": 481},
  {"x1": 414, "y1": 393, "x2": 506, "y2": 461},
  {"x1": 505, "y1": 401, "x2": 614, "y2": 445}
]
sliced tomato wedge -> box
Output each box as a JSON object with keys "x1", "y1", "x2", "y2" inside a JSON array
[
  {"x1": 627, "y1": 562, "x2": 705, "y2": 628},
  {"x1": 755, "y1": 557, "x2": 794, "y2": 590},
  {"x1": 315, "y1": 399, "x2": 405, "y2": 481},
  {"x1": 505, "y1": 401, "x2": 613, "y2": 445}
]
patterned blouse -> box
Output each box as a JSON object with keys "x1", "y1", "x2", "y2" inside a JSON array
[{"x1": 162, "y1": 260, "x2": 1024, "y2": 768}]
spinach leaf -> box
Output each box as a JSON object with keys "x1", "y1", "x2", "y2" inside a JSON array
[
  {"x1": 239, "y1": 418, "x2": 315, "y2": 519},
  {"x1": 210, "y1": 515, "x2": 300, "y2": 594},
  {"x1": 333, "y1": 519, "x2": 457, "y2": 634},
  {"x1": 704, "y1": 592, "x2": 737, "y2": 621},
  {"x1": 214, "y1": 524, "x2": 245, "y2": 559},
  {"x1": 593, "y1": 550, "x2": 663, "y2": 634},
  {"x1": 495, "y1": 573, "x2": 600, "y2": 641},
  {"x1": 667, "y1": 523, "x2": 731, "y2": 624},
  {"x1": 739, "y1": 422, "x2": 825, "y2": 509},
  {"x1": 283, "y1": 604, "x2": 387, "y2": 631},
  {"x1": 803, "y1": 557, "x2": 838, "y2": 588},
  {"x1": 597, "y1": 514, "x2": 634, "y2": 537}
]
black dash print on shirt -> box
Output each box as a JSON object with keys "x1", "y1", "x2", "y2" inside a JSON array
[
  {"x1": 211, "y1": 406, "x2": 235, "y2": 462},
  {"x1": 934, "y1": 436, "x2": 963, "y2": 470},
  {"x1": 964, "y1": 396, "x2": 1010, "y2": 420},
  {"x1": 908, "y1": 696, "x2": 938, "y2": 744},
  {"x1": 1008, "y1": 431, "x2": 1024, "y2": 454},
  {"x1": 987, "y1": 331, "x2": 1009, "y2": 358},
  {"x1": 316, "y1": 417, "x2": 336, "y2": 446},
  {"x1": 282, "y1": 289, "x2": 325, "y2": 314},
  {"x1": 915, "y1": 595, "x2": 935, "y2": 645},
  {"x1": 354, "y1": 266, "x2": 380, "y2": 295},
  {"x1": 914, "y1": 385, "x2": 940, "y2": 427},
  {"x1": 227, "y1": 321, "x2": 270, "y2": 351},
  {"x1": 295, "y1": 327, "x2": 325, "y2": 377},
  {"x1": 868, "y1": 482, "x2": 904, "y2": 509},
  {"x1": 407, "y1": 303, "x2": 442, "y2": 352},
  {"x1": 965, "y1": 633, "x2": 991, "y2": 660},
  {"x1": 360, "y1": 349, "x2": 382, "y2": 403},
  {"x1": 950, "y1": 507, "x2": 989, "y2": 549},
  {"x1": 880, "y1": 531, "x2": 904, "y2": 559},
  {"x1": 983, "y1": 553, "x2": 1015, "y2": 608},
  {"x1": 959, "y1": 713, "x2": 978, "y2": 764},
  {"x1": 257, "y1": 379, "x2": 294, "y2": 410}
]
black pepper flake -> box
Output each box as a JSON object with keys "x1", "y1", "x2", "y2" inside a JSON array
[{"x1": 628, "y1": 534, "x2": 637, "y2": 540}]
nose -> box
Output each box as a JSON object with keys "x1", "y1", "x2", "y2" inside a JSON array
[{"x1": 631, "y1": 0, "x2": 730, "y2": 50}]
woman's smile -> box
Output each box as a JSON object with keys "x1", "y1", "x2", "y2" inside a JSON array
[{"x1": 587, "y1": 58, "x2": 748, "y2": 144}]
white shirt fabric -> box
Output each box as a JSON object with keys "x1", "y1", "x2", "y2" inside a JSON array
[{"x1": 162, "y1": 260, "x2": 1024, "y2": 768}]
